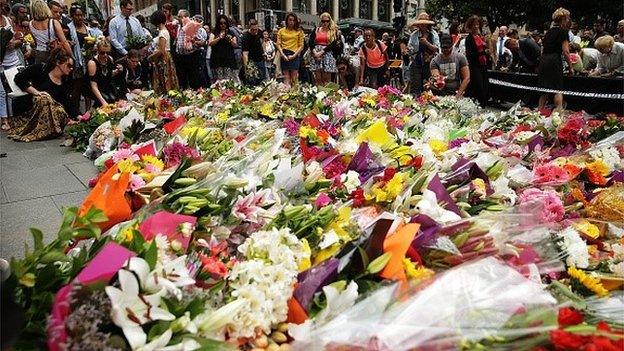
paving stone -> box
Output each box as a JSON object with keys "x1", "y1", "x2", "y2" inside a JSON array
[
  {"x1": 23, "y1": 145, "x2": 88, "y2": 167},
  {"x1": 0, "y1": 135, "x2": 49, "y2": 153},
  {"x1": 65, "y1": 162, "x2": 98, "y2": 187},
  {"x1": 2, "y1": 164, "x2": 85, "y2": 202},
  {"x1": 0, "y1": 152, "x2": 31, "y2": 173},
  {"x1": 51, "y1": 190, "x2": 88, "y2": 213},
  {"x1": 0, "y1": 197, "x2": 62, "y2": 259},
  {"x1": 0, "y1": 182, "x2": 6, "y2": 203}
]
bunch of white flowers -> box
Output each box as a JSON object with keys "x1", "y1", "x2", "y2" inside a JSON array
[
  {"x1": 557, "y1": 227, "x2": 590, "y2": 269},
  {"x1": 227, "y1": 228, "x2": 308, "y2": 337}
]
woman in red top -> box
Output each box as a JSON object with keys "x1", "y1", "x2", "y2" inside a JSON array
[
  {"x1": 464, "y1": 15, "x2": 489, "y2": 107},
  {"x1": 307, "y1": 12, "x2": 342, "y2": 86}
]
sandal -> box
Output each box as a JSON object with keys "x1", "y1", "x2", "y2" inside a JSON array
[{"x1": 1, "y1": 123, "x2": 9, "y2": 131}]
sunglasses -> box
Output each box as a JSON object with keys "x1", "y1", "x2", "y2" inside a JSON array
[{"x1": 321, "y1": 19, "x2": 329, "y2": 23}]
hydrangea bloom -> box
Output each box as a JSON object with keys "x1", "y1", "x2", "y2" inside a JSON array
[{"x1": 518, "y1": 188, "x2": 565, "y2": 223}]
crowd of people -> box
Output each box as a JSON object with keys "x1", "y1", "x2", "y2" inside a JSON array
[{"x1": 1, "y1": 0, "x2": 623, "y2": 141}]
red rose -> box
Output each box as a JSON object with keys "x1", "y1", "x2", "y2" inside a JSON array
[
  {"x1": 588, "y1": 336, "x2": 622, "y2": 351},
  {"x1": 557, "y1": 307, "x2": 584, "y2": 326},
  {"x1": 550, "y1": 330, "x2": 587, "y2": 350}
]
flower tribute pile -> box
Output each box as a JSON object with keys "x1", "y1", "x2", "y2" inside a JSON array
[{"x1": 6, "y1": 81, "x2": 624, "y2": 351}]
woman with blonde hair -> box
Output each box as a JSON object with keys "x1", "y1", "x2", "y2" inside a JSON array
[
  {"x1": 308, "y1": 12, "x2": 343, "y2": 85},
  {"x1": 537, "y1": 7, "x2": 573, "y2": 111},
  {"x1": 87, "y1": 37, "x2": 123, "y2": 107},
  {"x1": 28, "y1": 0, "x2": 72, "y2": 64},
  {"x1": 277, "y1": 13, "x2": 304, "y2": 86}
]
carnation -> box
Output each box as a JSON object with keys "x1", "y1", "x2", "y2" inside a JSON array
[{"x1": 518, "y1": 188, "x2": 565, "y2": 223}]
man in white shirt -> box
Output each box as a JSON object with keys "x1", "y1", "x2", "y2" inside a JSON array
[
  {"x1": 108, "y1": 0, "x2": 143, "y2": 58},
  {"x1": 495, "y1": 26, "x2": 508, "y2": 67}
]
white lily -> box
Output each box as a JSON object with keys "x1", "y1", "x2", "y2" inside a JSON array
[
  {"x1": 196, "y1": 298, "x2": 246, "y2": 333},
  {"x1": 136, "y1": 329, "x2": 172, "y2": 351},
  {"x1": 128, "y1": 256, "x2": 195, "y2": 300},
  {"x1": 415, "y1": 189, "x2": 462, "y2": 224},
  {"x1": 105, "y1": 270, "x2": 175, "y2": 350}
]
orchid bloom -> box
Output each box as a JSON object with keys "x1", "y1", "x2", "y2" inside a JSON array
[
  {"x1": 128, "y1": 256, "x2": 195, "y2": 300},
  {"x1": 105, "y1": 270, "x2": 175, "y2": 350}
]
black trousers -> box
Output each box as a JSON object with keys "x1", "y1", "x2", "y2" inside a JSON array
[
  {"x1": 468, "y1": 64, "x2": 489, "y2": 107},
  {"x1": 175, "y1": 51, "x2": 201, "y2": 90}
]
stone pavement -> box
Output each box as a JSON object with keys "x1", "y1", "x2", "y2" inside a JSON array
[{"x1": 0, "y1": 135, "x2": 98, "y2": 260}]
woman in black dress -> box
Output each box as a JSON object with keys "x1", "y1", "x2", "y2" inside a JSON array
[
  {"x1": 209, "y1": 15, "x2": 240, "y2": 83},
  {"x1": 87, "y1": 37, "x2": 123, "y2": 107},
  {"x1": 538, "y1": 8, "x2": 573, "y2": 111},
  {"x1": 464, "y1": 15, "x2": 490, "y2": 107}
]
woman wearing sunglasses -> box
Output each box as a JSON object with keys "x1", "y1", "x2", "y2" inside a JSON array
[
  {"x1": 8, "y1": 48, "x2": 77, "y2": 142},
  {"x1": 308, "y1": 12, "x2": 343, "y2": 86},
  {"x1": 209, "y1": 14, "x2": 240, "y2": 83},
  {"x1": 87, "y1": 37, "x2": 123, "y2": 107}
]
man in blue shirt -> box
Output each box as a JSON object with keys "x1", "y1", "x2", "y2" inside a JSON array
[{"x1": 108, "y1": 0, "x2": 143, "y2": 58}]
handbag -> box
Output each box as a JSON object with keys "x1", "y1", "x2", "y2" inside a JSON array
[{"x1": 78, "y1": 165, "x2": 132, "y2": 231}]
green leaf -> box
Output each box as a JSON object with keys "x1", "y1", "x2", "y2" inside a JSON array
[
  {"x1": 357, "y1": 246, "x2": 369, "y2": 271},
  {"x1": 87, "y1": 209, "x2": 108, "y2": 223},
  {"x1": 30, "y1": 228, "x2": 44, "y2": 251},
  {"x1": 366, "y1": 252, "x2": 392, "y2": 275},
  {"x1": 144, "y1": 240, "x2": 158, "y2": 270},
  {"x1": 40, "y1": 251, "x2": 71, "y2": 264},
  {"x1": 187, "y1": 298, "x2": 205, "y2": 319},
  {"x1": 147, "y1": 321, "x2": 172, "y2": 342}
]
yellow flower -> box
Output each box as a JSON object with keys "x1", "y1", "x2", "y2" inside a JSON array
[
  {"x1": 568, "y1": 266, "x2": 609, "y2": 297},
  {"x1": 573, "y1": 220, "x2": 600, "y2": 239},
  {"x1": 428, "y1": 139, "x2": 448, "y2": 155},
  {"x1": 403, "y1": 258, "x2": 434, "y2": 281},
  {"x1": 388, "y1": 145, "x2": 417, "y2": 166},
  {"x1": 385, "y1": 172, "x2": 405, "y2": 199},
  {"x1": 314, "y1": 243, "x2": 341, "y2": 265},
  {"x1": 118, "y1": 159, "x2": 140, "y2": 174},
  {"x1": 356, "y1": 119, "x2": 394, "y2": 147},
  {"x1": 471, "y1": 178, "x2": 487, "y2": 197},
  {"x1": 298, "y1": 125, "x2": 317, "y2": 139},
  {"x1": 586, "y1": 159, "x2": 610, "y2": 176},
  {"x1": 141, "y1": 155, "x2": 165, "y2": 171},
  {"x1": 259, "y1": 103, "x2": 273, "y2": 117},
  {"x1": 298, "y1": 238, "x2": 312, "y2": 272},
  {"x1": 328, "y1": 206, "x2": 352, "y2": 241},
  {"x1": 371, "y1": 173, "x2": 405, "y2": 202},
  {"x1": 215, "y1": 111, "x2": 229, "y2": 123},
  {"x1": 119, "y1": 226, "x2": 135, "y2": 242},
  {"x1": 362, "y1": 97, "x2": 376, "y2": 107},
  {"x1": 180, "y1": 126, "x2": 209, "y2": 140}
]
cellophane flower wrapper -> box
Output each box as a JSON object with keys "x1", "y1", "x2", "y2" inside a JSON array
[{"x1": 292, "y1": 257, "x2": 558, "y2": 351}]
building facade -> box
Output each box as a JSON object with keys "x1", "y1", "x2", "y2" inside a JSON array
[{"x1": 127, "y1": 0, "x2": 424, "y2": 31}]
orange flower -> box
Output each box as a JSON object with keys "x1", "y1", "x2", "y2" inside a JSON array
[
  {"x1": 564, "y1": 164, "x2": 583, "y2": 180},
  {"x1": 586, "y1": 169, "x2": 607, "y2": 186},
  {"x1": 317, "y1": 129, "x2": 330, "y2": 143}
]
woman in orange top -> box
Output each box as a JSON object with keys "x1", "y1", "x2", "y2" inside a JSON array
[
  {"x1": 276, "y1": 13, "x2": 304, "y2": 86},
  {"x1": 358, "y1": 28, "x2": 389, "y2": 88}
]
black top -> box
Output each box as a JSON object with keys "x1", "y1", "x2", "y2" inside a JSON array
[
  {"x1": 542, "y1": 26, "x2": 568, "y2": 55},
  {"x1": 76, "y1": 30, "x2": 87, "y2": 48},
  {"x1": 89, "y1": 55, "x2": 116, "y2": 103},
  {"x1": 464, "y1": 33, "x2": 489, "y2": 67},
  {"x1": 210, "y1": 29, "x2": 237, "y2": 69},
  {"x1": 241, "y1": 31, "x2": 264, "y2": 62},
  {"x1": 14, "y1": 63, "x2": 77, "y2": 117},
  {"x1": 121, "y1": 62, "x2": 149, "y2": 91}
]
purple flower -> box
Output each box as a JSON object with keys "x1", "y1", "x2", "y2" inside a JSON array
[
  {"x1": 448, "y1": 138, "x2": 469, "y2": 149},
  {"x1": 283, "y1": 119, "x2": 300, "y2": 136},
  {"x1": 162, "y1": 141, "x2": 200, "y2": 168}
]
